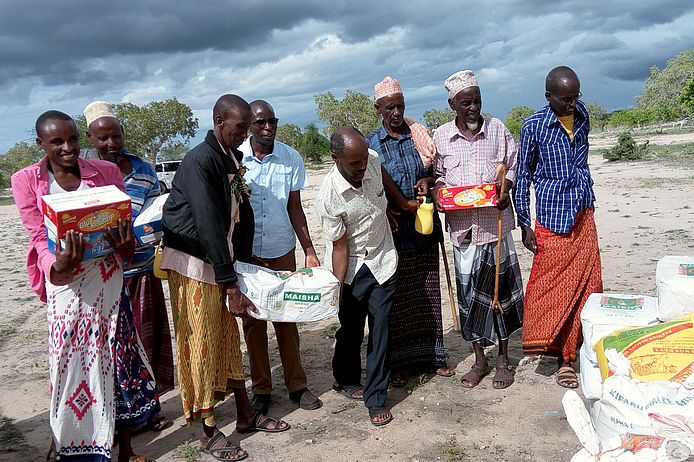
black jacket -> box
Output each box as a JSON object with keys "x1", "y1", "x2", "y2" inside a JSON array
[{"x1": 162, "y1": 130, "x2": 254, "y2": 284}]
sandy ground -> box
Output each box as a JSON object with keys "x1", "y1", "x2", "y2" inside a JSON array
[{"x1": 0, "y1": 131, "x2": 693, "y2": 462}]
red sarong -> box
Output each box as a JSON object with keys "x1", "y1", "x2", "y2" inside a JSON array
[{"x1": 521, "y1": 209, "x2": 603, "y2": 362}]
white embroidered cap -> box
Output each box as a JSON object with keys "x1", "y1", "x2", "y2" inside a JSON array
[
  {"x1": 444, "y1": 70, "x2": 478, "y2": 99},
  {"x1": 84, "y1": 101, "x2": 117, "y2": 127}
]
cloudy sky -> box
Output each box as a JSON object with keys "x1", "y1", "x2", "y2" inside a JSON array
[{"x1": 1, "y1": 0, "x2": 693, "y2": 153}]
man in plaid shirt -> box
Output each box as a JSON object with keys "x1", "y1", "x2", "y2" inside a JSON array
[
  {"x1": 433, "y1": 70, "x2": 524, "y2": 390},
  {"x1": 513, "y1": 66, "x2": 603, "y2": 389}
]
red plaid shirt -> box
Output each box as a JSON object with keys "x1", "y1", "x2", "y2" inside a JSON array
[{"x1": 434, "y1": 117, "x2": 517, "y2": 246}]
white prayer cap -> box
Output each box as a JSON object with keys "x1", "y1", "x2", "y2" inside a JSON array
[
  {"x1": 84, "y1": 101, "x2": 117, "y2": 127},
  {"x1": 444, "y1": 70, "x2": 478, "y2": 99}
]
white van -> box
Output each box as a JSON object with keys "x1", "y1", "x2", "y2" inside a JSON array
[{"x1": 155, "y1": 161, "x2": 181, "y2": 192}]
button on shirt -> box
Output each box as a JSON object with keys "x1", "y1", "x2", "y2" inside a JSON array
[
  {"x1": 315, "y1": 150, "x2": 398, "y2": 285},
  {"x1": 239, "y1": 138, "x2": 309, "y2": 259},
  {"x1": 434, "y1": 117, "x2": 517, "y2": 247},
  {"x1": 513, "y1": 100, "x2": 595, "y2": 234}
]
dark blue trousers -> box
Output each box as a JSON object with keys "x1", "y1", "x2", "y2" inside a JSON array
[{"x1": 332, "y1": 265, "x2": 397, "y2": 410}]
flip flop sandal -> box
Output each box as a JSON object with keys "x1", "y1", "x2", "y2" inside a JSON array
[
  {"x1": 460, "y1": 364, "x2": 488, "y2": 388},
  {"x1": 556, "y1": 365, "x2": 579, "y2": 389},
  {"x1": 147, "y1": 415, "x2": 172, "y2": 432},
  {"x1": 368, "y1": 408, "x2": 394, "y2": 427},
  {"x1": 289, "y1": 388, "x2": 323, "y2": 410},
  {"x1": 237, "y1": 411, "x2": 291, "y2": 434},
  {"x1": 201, "y1": 432, "x2": 248, "y2": 462},
  {"x1": 390, "y1": 371, "x2": 410, "y2": 388},
  {"x1": 128, "y1": 456, "x2": 157, "y2": 462},
  {"x1": 332, "y1": 382, "x2": 364, "y2": 400},
  {"x1": 436, "y1": 367, "x2": 456, "y2": 377},
  {"x1": 492, "y1": 362, "x2": 516, "y2": 389}
]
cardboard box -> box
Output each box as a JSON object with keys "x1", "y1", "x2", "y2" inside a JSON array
[
  {"x1": 133, "y1": 193, "x2": 168, "y2": 245},
  {"x1": 42, "y1": 185, "x2": 132, "y2": 260},
  {"x1": 438, "y1": 183, "x2": 497, "y2": 210}
]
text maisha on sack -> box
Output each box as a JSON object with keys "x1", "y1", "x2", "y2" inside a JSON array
[{"x1": 235, "y1": 262, "x2": 339, "y2": 323}]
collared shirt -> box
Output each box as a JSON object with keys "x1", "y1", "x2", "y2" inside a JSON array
[
  {"x1": 314, "y1": 150, "x2": 398, "y2": 285},
  {"x1": 83, "y1": 148, "x2": 160, "y2": 276},
  {"x1": 513, "y1": 100, "x2": 595, "y2": 234},
  {"x1": 434, "y1": 117, "x2": 517, "y2": 247},
  {"x1": 239, "y1": 137, "x2": 309, "y2": 259},
  {"x1": 366, "y1": 123, "x2": 443, "y2": 250}
]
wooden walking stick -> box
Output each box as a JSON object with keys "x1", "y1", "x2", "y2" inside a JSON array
[
  {"x1": 492, "y1": 164, "x2": 507, "y2": 313},
  {"x1": 440, "y1": 240, "x2": 460, "y2": 331}
]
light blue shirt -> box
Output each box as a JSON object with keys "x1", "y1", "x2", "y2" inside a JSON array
[{"x1": 239, "y1": 137, "x2": 309, "y2": 258}]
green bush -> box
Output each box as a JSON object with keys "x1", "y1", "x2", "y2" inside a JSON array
[{"x1": 603, "y1": 132, "x2": 650, "y2": 161}]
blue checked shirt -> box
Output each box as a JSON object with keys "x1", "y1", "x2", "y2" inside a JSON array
[
  {"x1": 82, "y1": 148, "x2": 160, "y2": 276},
  {"x1": 366, "y1": 124, "x2": 443, "y2": 250},
  {"x1": 513, "y1": 100, "x2": 595, "y2": 234}
]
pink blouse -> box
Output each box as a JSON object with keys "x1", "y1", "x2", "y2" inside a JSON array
[{"x1": 11, "y1": 157, "x2": 125, "y2": 302}]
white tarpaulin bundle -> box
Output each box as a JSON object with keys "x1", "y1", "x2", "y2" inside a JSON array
[
  {"x1": 656, "y1": 256, "x2": 694, "y2": 321},
  {"x1": 235, "y1": 262, "x2": 340, "y2": 322}
]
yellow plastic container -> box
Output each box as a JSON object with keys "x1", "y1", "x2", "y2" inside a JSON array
[
  {"x1": 415, "y1": 196, "x2": 434, "y2": 235},
  {"x1": 153, "y1": 242, "x2": 168, "y2": 280}
]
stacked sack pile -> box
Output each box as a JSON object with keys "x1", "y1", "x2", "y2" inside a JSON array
[{"x1": 565, "y1": 256, "x2": 694, "y2": 462}]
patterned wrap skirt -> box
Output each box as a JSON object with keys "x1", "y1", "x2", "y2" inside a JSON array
[
  {"x1": 167, "y1": 270, "x2": 245, "y2": 423},
  {"x1": 521, "y1": 209, "x2": 603, "y2": 362},
  {"x1": 47, "y1": 254, "x2": 159, "y2": 461},
  {"x1": 389, "y1": 244, "x2": 448, "y2": 372},
  {"x1": 125, "y1": 271, "x2": 175, "y2": 394},
  {"x1": 453, "y1": 234, "x2": 524, "y2": 348}
]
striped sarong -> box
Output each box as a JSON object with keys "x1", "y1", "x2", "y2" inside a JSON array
[
  {"x1": 521, "y1": 209, "x2": 603, "y2": 362},
  {"x1": 167, "y1": 270, "x2": 245, "y2": 423},
  {"x1": 453, "y1": 234, "x2": 524, "y2": 347},
  {"x1": 389, "y1": 245, "x2": 447, "y2": 372}
]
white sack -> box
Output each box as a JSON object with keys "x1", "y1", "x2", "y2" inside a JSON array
[
  {"x1": 656, "y1": 256, "x2": 694, "y2": 321},
  {"x1": 580, "y1": 348, "x2": 605, "y2": 400},
  {"x1": 235, "y1": 262, "x2": 339, "y2": 322},
  {"x1": 580, "y1": 293, "x2": 659, "y2": 366},
  {"x1": 593, "y1": 351, "x2": 694, "y2": 443}
]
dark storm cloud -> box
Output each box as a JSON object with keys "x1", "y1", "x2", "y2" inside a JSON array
[{"x1": 0, "y1": 0, "x2": 692, "y2": 152}]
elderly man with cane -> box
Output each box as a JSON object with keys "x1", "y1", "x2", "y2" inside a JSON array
[{"x1": 432, "y1": 70, "x2": 524, "y2": 389}]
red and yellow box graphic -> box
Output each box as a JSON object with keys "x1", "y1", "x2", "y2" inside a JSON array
[
  {"x1": 438, "y1": 183, "x2": 497, "y2": 210},
  {"x1": 41, "y1": 185, "x2": 132, "y2": 260}
]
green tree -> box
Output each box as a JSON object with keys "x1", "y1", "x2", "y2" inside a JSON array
[
  {"x1": 117, "y1": 98, "x2": 198, "y2": 164},
  {"x1": 76, "y1": 98, "x2": 198, "y2": 164},
  {"x1": 276, "y1": 123, "x2": 303, "y2": 149},
  {"x1": 74, "y1": 115, "x2": 91, "y2": 149},
  {"x1": 0, "y1": 141, "x2": 43, "y2": 188},
  {"x1": 680, "y1": 79, "x2": 694, "y2": 116},
  {"x1": 637, "y1": 48, "x2": 694, "y2": 121},
  {"x1": 314, "y1": 90, "x2": 380, "y2": 137},
  {"x1": 298, "y1": 123, "x2": 331, "y2": 163},
  {"x1": 504, "y1": 105, "x2": 535, "y2": 139},
  {"x1": 422, "y1": 108, "x2": 455, "y2": 131},
  {"x1": 586, "y1": 102, "x2": 608, "y2": 132},
  {"x1": 158, "y1": 144, "x2": 189, "y2": 161}
]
